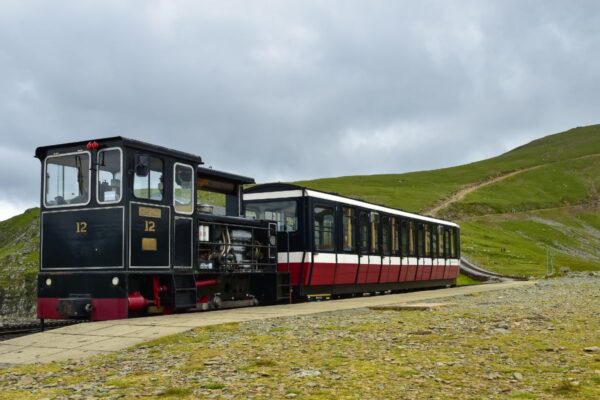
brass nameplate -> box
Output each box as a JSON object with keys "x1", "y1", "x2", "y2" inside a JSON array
[
  {"x1": 139, "y1": 206, "x2": 161, "y2": 219},
  {"x1": 142, "y1": 238, "x2": 157, "y2": 251}
]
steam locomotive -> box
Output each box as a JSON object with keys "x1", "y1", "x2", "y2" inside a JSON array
[{"x1": 36, "y1": 137, "x2": 460, "y2": 321}]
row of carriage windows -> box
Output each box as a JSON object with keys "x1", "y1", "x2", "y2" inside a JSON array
[
  {"x1": 44, "y1": 150, "x2": 194, "y2": 214},
  {"x1": 315, "y1": 205, "x2": 459, "y2": 258}
]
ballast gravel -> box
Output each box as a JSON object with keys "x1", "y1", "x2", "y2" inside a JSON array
[{"x1": 0, "y1": 273, "x2": 599, "y2": 399}]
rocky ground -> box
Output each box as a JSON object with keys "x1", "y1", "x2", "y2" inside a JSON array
[{"x1": 0, "y1": 274, "x2": 599, "y2": 399}]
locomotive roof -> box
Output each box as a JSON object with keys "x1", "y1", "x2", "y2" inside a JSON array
[
  {"x1": 197, "y1": 166, "x2": 255, "y2": 184},
  {"x1": 35, "y1": 136, "x2": 203, "y2": 164},
  {"x1": 244, "y1": 183, "x2": 459, "y2": 228}
]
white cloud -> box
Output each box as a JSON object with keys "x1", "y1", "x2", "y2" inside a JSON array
[{"x1": 0, "y1": 199, "x2": 36, "y2": 222}]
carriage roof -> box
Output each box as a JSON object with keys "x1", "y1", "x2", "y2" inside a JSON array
[{"x1": 244, "y1": 183, "x2": 459, "y2": 228}]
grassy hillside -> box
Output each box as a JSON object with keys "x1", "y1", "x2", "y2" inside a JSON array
[
  {"x1": 297, "y1": 126, "x2": 600, "y2": 212},
  {"x1": 298, "y1": 125, "x2": 600, "y2": 276},
  {"x1": 0, "y1": 208, "x2": 39, "y2": 323}
]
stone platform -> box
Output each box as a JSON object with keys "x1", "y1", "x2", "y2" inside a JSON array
[{"x1": 0, "y1": 280, "x2": 534, "y2": 367}]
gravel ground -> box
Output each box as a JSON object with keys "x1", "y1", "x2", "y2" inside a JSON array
[{"x1": 0, "y1": 274, "x2": 599, "y2": 399}]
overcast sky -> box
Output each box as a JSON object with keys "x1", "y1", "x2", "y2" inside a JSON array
[{"x1": 1, "y1": 0, "x2": 599, "y2": 221}]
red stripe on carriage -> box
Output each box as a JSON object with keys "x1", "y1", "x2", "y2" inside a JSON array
[
  {"x1": 310, "y1": 262, "x2": 336, "y2": 285},
  {"x1": 334, "y1": 263, "x2": 359, "y2": 285},
  {"x1": 280, "y1": 260, "x2": 457, "y2": 287},
  {"x1": 365, "y1": 264, "x2": 380, "y2": 283},
  {"x1": 388, "y1": 265, "x2": 401, "y2": 283},
  {"x1": 281, "y1": 262, "x2": 313, "y2": 286}
]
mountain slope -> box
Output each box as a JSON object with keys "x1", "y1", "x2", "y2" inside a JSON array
[
  {"x1": 297, "y1": 125, "x2": 600, "y2": 213},
  {"x1": 0, "y1": 208, "x2": 39, "y2": 323},
  {"x1": 297, "y1": 125, "x2": 600, "y2": 276}
]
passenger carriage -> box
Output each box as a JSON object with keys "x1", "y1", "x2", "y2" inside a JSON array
[{"x1": 243, "y1": 184, "x2": 460, "y2": 299}]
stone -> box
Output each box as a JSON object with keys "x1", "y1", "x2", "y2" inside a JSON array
[
  {"x1": 583, "y1": 346, "x2": 599, "y2": 353},
  {"x1": 486, "y1": 372, "x2": 501, "y2": 380},
  {"x1": 513, "y1": 372, "x2": 523, "y2": 381},
  {"x1": 291, "y1": 369, "x2": 321, "y2": 378}
]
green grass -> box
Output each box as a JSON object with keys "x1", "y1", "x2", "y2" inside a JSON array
[
  {"x1": 0, "y1": 207, "x2": 39, "y2": 247},
  {"x1": 456, "y1": 274, "x2": 480, "y2": 286},
  {"x1": 445, "y1": 155, "x2": 600, "y2": 217}
]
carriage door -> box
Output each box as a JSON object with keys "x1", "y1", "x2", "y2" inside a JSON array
[{"x1": 173, "y1": 163, "x2": 194, "y2": 268}]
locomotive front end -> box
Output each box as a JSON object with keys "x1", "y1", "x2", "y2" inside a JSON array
[{"x1": 36, "y1": 140, "x2": 129, "y2": 320}]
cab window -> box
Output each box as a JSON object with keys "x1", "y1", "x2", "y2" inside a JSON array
[
  {"x1": 45, "y1": 152, "x2": 90, "y2": 207},
  {"x1": 133, "y1": 155, "x2": 164, "y2": 201},
  {"x1": 97, "y1": 148, "x2": 122, "y2": 204},
  {"x1": 174, "y1": 163, "x2": 194, "y2": 214}
]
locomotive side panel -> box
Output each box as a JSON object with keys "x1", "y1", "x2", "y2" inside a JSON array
[{"x1": 41, "y1": 207, "x2": 124, "y2": 270}]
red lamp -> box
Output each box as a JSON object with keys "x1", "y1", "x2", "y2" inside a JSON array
[{"x1": 86, "y1": 141, "x2": 100, "y2": 150}]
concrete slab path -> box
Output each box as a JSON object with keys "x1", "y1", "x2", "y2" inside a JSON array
[{"x1": 0, "y1": 280, "x2": 534, "y2": 367}]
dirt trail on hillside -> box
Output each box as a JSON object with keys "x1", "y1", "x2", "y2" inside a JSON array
[
  {"x1": 426, "y1": 166, "x2": 542, "y2": 217},
  {"x1": 426, "y1": 152, "x2": 600, "y2": 217}
]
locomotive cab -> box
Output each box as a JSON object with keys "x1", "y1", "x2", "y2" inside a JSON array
[{"x1": 36, "y1": 137, "x2": 280, "y2": 321}]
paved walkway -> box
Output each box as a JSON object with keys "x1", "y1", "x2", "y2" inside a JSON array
[{"x1": 0, "y1": 280, "x2": 534, "y2": 367}]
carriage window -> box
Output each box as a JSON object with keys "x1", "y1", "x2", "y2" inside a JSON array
[
  {"x1": 382, "y1": 216, "x2": 391, "y2": 255},
  {"x1": 359, "y1": 212, "x2": 369, "y2": 253},
  {"x1": 97, "y1": 149, "x2": 122, "y2": 204},
  {"x1": 314, "y1": 205, "x2": 335, "y2": 251},
  {"x1": 134, "y1": 156, "x2": 163, "y2": 201},
  {"x1": 417, "y1": 223, "x2": 424, "y2": 258},
  {"x1": 424, "y1": 224, "x2": 431, "y2": 257},
  {"x1": 45, "y1": 153, "x2": 90, "y2": 207},
  {"x1": 400, "y1": 220, "x2": 408, "y2": 257},
  {"x1": 342, "y1": 207, "x2": 356, "y2": 252},
  {"x1": 437, "y1": 225, "x2": 444, "y2": 258},
  {"x1": 370, "y1": 212, "x2": 380, "y2": 254},
  {"x1": 443, "y1": 228, "x2": 450, "y2": 259},
  {"x1": 174, "y1": 163, "x2": 194, "y2": 214},
  {"x1": 449, "y1": 228, "x2": 456, "y2": 258},
  {"x1": 391, "y1": 217, "x2": 399, "y2": 255},
  {"x1": 245, "y1": 201, "x2": 297, "y2": 232},
  {"x1": 409, "y1": 221, "x2": 416, "y2": 257},
  {"x1": 431, "y1": 224, "x2": 438, "y2": 258}
]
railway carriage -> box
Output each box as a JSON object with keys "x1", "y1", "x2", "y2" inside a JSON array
[
  {"x1": 244, "y1": 184, "x2": 460, "y2": 299},
  {"x1": 35, "y1": 137, "x2": 460, "y2": 322}
]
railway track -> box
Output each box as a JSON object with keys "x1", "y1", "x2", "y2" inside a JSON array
[
  {"x1": 0, "y1": 320, "x2": 84, "y2": 341},
  {"x1": 460, "y1": 257, "x2": 528, "y2": 282}
]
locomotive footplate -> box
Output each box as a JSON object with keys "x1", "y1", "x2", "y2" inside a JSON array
[{"x1": 57, "y1": 296, "x2": 93, "y2": 318}]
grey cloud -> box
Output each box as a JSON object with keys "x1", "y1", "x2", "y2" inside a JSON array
[{"x1": 1, "y1": 0, "x2": 600, "y2": 216}]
